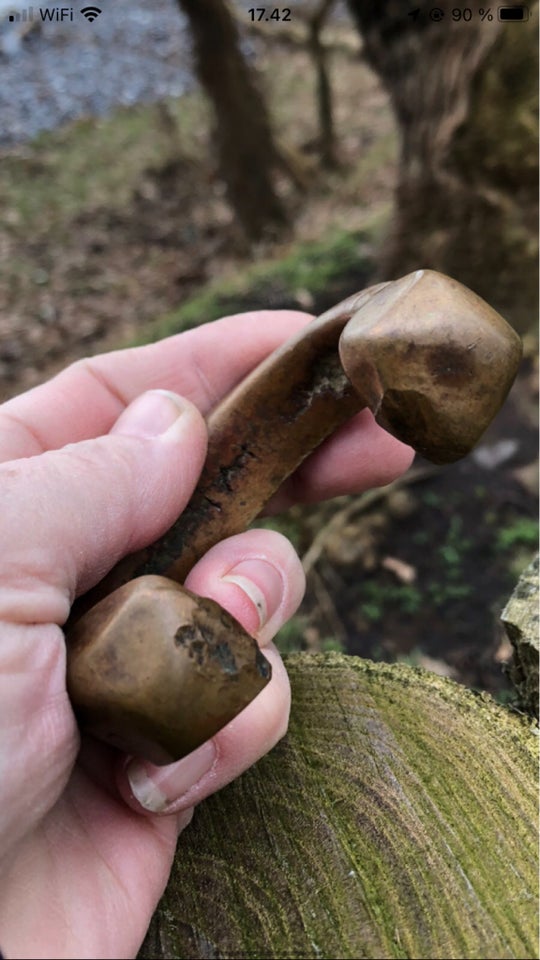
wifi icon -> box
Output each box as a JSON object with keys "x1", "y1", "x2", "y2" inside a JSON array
[{"x1": 81, "y1": 6, "x2": 102, "y2": 21}]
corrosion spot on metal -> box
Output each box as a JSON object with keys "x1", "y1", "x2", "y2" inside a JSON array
[{"x1": 212, "y1": 641, "x2": 238, "y2": 675}]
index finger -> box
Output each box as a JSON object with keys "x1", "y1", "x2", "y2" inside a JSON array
[{"x1": 0, "y1": 310, "x2": 311, "y2": 462}]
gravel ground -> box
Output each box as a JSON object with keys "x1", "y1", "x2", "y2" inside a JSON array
[
  {"x1": 0, "y1": 0, "x2": 351, "y2": 147},
  {"x1": 0, "y1": 0, "x2": 195, "y2": 145}
]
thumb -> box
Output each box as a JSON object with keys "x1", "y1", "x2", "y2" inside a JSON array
[
  {"x1": 0, "y1": 389, "x2": 207, "y2": 625},
  {"x1": 0, "y1": 391, "x2": 205, "y2": 858}
]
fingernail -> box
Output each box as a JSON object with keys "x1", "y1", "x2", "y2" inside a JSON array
[
  {"x1": 126, "y1": 739, "x2": 217, "y2": 813},
  {"x1": 112, "y1": 389, "x2": 189, "y2": 440},
  {"x1": 221, "y1": 558, "x2": 284, "y2": 631}
]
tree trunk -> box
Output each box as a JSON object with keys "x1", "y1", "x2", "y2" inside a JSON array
[
  {"x1": 345, "y1": 1, "x2": 538, "y2": 333},
  {"x1": 140, "y1": 653, "x2": 538, "y2": 959},
  {"x1": 308, "y1": 0, "x2": 338, "y2": 168},
  {"x1": 177, "y1": 0, "x2": 289, "y2": 241}
]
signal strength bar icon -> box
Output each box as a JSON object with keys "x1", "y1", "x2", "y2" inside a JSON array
[{"x1": 81, "y1": 6, "x2": 101, "y2": 20}]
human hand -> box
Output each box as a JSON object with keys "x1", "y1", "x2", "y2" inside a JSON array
[{"x1": 0, "y1": 310, "x2": 413, "y2": 959}]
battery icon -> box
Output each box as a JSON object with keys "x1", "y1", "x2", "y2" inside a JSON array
[{"x1": 498, "y1": 5, "x2": 528, "y2": 19}]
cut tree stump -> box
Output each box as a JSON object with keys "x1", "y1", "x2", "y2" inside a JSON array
[
  {"x1": 502, "y1": 554, "x2": 539, "y2": 720},
  {"x1": 140, "y1": 654, "x2": 538, "y2": 960}
]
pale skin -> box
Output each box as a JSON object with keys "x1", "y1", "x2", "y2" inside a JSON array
[{"x1": 0, "y1": 310, "x2": 414, "y2": 959}]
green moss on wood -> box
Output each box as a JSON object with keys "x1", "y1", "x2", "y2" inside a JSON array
[{"x1": 141, "y1": 656, "x2": 538, "y2": 960}]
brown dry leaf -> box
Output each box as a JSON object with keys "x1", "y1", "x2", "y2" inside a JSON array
[
  {"x1": 381, "y1": 555, "x2": 417, "y2": 584},
  {"x1": 512, "y1": 460, "x2": 540, "y2": 498},
  {"x1": 416, "y1": 654, "x2": 458, "y2": 680},
  {"x1": 494, "y1": 636, "x2": 513, "y2": 664}
]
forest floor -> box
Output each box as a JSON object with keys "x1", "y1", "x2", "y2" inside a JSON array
[{"x1": 0, "y1": 27, "x2": 537, "y2": 702}]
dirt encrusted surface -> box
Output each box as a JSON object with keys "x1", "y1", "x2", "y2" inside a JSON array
[{"x1": 0, "y1": 15, "x2": 537, "y2": 703}]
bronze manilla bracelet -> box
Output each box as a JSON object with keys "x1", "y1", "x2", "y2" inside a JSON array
[{"x1": 65, "y1": 270, "x2": 522, "y2": 764}]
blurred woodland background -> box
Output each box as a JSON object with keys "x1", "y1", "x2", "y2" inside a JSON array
[{"x1": 0, "y1": 0, "x2": 538, "y2": 699}]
